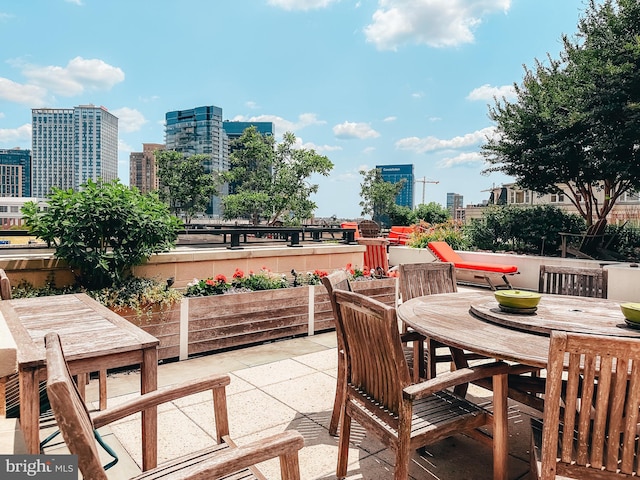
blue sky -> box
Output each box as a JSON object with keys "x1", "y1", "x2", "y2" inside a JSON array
[{"x1": 0, "y1": 0, "x2": 587, "y2": 218}]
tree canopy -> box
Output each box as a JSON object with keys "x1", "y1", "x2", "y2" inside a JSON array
[
  {"x1": 359, "y1": 168, "x2": 406, "y2": 226},
  {"x1": 482, "y1": 0, "x2": 640, "y2": 226},
  {"x1": 222, "y1": 128, "x2": 333, "y2": 225},
  {"x1": 155, "y1": 151, "x2": 218, "y2": 224}
]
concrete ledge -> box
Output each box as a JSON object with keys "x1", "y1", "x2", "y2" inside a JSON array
[{"x1": 0, "y1": 418, "x2": 26, "y2": 454}]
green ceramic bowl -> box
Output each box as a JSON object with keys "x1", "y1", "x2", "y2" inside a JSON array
[
  {"x1": 494, "y1": 290, "x2": 542, "y2": 310},
  {"x1": 620, "y1": 303, "x2": 640, "y2": 323}
]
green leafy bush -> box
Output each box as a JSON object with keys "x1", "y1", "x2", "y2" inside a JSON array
[
  {"x1": 22, "y1": 179, "x2": 182, "y2": 290},
  {"x1": 407, "y1": 220, "x2": 470, "y2": 250},
  {"x1": 465, "y1": 205, "x2": 584, "y2": 254}
]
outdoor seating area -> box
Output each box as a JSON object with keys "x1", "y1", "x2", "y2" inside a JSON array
[{"x1": 4, "y1": 246, "x2": 640, "y2": 479}]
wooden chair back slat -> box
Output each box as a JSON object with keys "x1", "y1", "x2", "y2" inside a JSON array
[
  {"x1": 334, "y1": 289, "x2": 411, "y2": 415},
  {"x1": 398, "y1": 262, "x2": 457, "y2": 302},
  {"x1": 539, "y1": 331, "x2": 640, "y2": 479},
  {"x1": 45, "y1": 333, "x2": 108, "y2": 480},
  {"x1": 0, "y1": 269, "x2": 11, "y2": 300},
  {"x1": 538, "y1": 265, "x2": 608, "y2": 298}
]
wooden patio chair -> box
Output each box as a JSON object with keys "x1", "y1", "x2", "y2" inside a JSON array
[
  {"x1": 322, "y1": 271, "x2": 426, "y2": 437},
  {"x1": 332, "y1": 289, "x2": 509, "y2": 480},
  {"x1": 538, "y1": 265, "x2": 608, "y2": 298},
  {"x1": 44, "y1": 332, "x2": 304, "y2": 480},
  {"x1": 531, "y1": 331, "x2": 640, "y2": 479},
  {"x1": 559, "y1": 218, "x2": 608, "y2": 260},
  {"x1": 398, "y1": 262, "x2": 487, "y2": 382},
  {"x1": 357, "y1": 219, "x2": 381, "y2": 238}
]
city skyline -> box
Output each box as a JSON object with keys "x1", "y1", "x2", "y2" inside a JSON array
[{"x1": 0, "y1": 0, "x2": 586, "y2": 217}]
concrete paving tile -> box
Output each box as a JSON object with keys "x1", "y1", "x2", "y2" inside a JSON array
[
  {"x1": 233, "y1": 358, "x2": 317, "y2": 387},
  {"x1": 260, "y1": 371, "x2": 337, "y2": 414},
  {"x1": 292, "y1": 348, "x2": 339, "y2": 372},
  {"x1": 108, "y1": 407, "x2": 216, "y2": 466},
  {"x1": 179, "y1": 388, "x2": 300, "y2": 439},
  {"x1": 306, "y1": 331, "x2": 339, "y2": 349}
]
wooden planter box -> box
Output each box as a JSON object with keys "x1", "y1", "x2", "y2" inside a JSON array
[
  {"x1": 113, "y1": 303, "x2": 182, "y2": 361},
  {"x1": 112, "y1": 278, "x2": 397, "y2": 361}
]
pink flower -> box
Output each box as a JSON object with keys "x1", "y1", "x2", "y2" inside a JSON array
[
  {"x1": 233, "y1": 268, "x2": 244, "y2": 279},
  {"x1": 215, "y1": 274, "x2": 227, "y2": 283}
]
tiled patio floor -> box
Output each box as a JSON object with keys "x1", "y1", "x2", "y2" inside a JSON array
[{"x1": 40, "y1": 331, "x2": 538, "y2": 479}]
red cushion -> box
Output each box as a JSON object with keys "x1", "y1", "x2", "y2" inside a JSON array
[
  {"x1": 453, "y1": 261, "x2": 518, "y2": 274},
  {"x1": 428, "y1": 241, "x2": 518, "y2": 274}
]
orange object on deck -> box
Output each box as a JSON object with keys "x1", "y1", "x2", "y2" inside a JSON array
[{"x1": 357, "y1": 238, "x2": 389, "y2": 273}]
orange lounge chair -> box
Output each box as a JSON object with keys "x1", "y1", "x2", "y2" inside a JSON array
[
  {"x1": 387, "y1": 226, "x2": 415, "y2": 245},
  {"x1": 427, "y1": 241, "x2": 518, "y2": 290}
]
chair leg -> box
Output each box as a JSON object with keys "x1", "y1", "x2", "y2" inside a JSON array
[
  {"x1": 336, "y1": 407, "x2": 352, "y2": 479},
  {"x1": 329, "y1": 351, "x2": 346, "y2": 436}
]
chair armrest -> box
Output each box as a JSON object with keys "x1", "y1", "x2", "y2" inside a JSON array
[
  {"x1": 175, "y1": 431, "x2": 305, "y2": 480},
  {"x1": 400, "y1": 330, "x2": 426, "y2": 343},
  {"x1": 92, "y1": 373, "x2": 230, "y2": 428},
  {"x1": 403, "y1": 361, "x2": 509, "y2": 401}
]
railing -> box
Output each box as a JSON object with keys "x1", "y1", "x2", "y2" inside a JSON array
[{"x1": 180, "y1": 225, "x2": 358, "y2": 249}]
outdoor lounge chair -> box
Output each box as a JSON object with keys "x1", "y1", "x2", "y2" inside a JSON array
[
  {"x1": 44, "y1": 332, "x2": 304, "y2": 480},
  {"x1": 427, "y1": 241, "x2": 518, "y2": 290}
]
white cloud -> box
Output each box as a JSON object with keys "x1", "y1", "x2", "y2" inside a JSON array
[
  {"x1": 65, "y1": 0, "x2": 83, "y2": 5},
  {"x1": 467, "y1": 83, "x2": 516, "y2": 101},
  {"x1": 110, "y1": 107, "x2": 147, "y2": 133},
  {"x1": 0, "y1": 123, "x2": 31, "y2": 145},
  {"x1": 411, "y1": 92, "x2": 424, "y2": 99},
  {"x1": 267, "y1": 0, "x2": 340, "y2": 11},
  {"x1": 395, "y1": 126, "x2": 496, "y2": 153},
  {"x1": 0, "y1": 78, "x2": 48, "y2": 105},
  {"x1": 437, "y1": 151, "x2": 486, "y2": 168},
  {"x1": 383, "y1": 116, "x2": 397, "y2": 122},
  {"x1": 231, "y1": 112, "x2": 325, "y2": 136},
  {"x1": 364, "y1": 0, "x2": 511, "y2": 51},
  {"x1": 333, "y1": 121, "x2": 380, "y2": 139},
  {"x1": 20, "y1": 56, "x2": 124, "y2": 97},
  {"x1": 0, "y1": 12, "x2": 14, "y2": 21},
  {"x1": 118, "y1": 138, "x2": 133, "y2": 153},
  {"x1": 363, "y1": 146, "x2": 375, "y2": 154},
  {"x1": 245, "y1": 100, "x2": 259, "y2": 109}
]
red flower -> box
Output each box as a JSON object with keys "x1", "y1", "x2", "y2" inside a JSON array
[
  {"x1": 314, "y1": 269, "x2": 328, "y2": 278},
  {"x1": 345, "y1": 263, "x2": 352, "y2": 270},
  {"x1": 233, "y1": 268, "x2": 244, "y2": 279},
  {"x1": 206, "y1": 278, "x2": 216, "y2": 286},
  {"x1": 215, "y1": 274, "x2": 227, "y2": 283}
]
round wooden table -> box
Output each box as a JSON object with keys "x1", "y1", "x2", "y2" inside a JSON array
[
  {"x1": 470, "y1": 295, "x2": 640, "y2": 337},
  {"x1": 397, "y1": 290, "x2": 640, "y2": 370}
]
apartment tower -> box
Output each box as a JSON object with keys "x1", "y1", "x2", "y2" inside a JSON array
[
  {"x1": 130, "y1": 143, "x2": 165, "y2": 193},
  {"x1": 0, "y1": 148, "x2": 31, "y2": 197},
  {"x1": 31, "y1": 105, "x2": 118, "y2": 198}
]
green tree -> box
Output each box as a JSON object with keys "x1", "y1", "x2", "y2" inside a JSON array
[
  {"x1": 222, "y1": 130, "x2": 333, "y2": 225},
  {"x1": 359, "y1": 168, "x2": 406, "y2": 226},
  {"x1": 155, "y1": 151, "x2": 218, "y2": 224},
  {"x1": 413, "y1": 202, "x2": 451, "y2": 224},
  {"x1": 482, "y1": 0, "x2": 640, "y2": 226},
  {"x1": 21, "y1": 179, "x2": 182, "y2": 290}
]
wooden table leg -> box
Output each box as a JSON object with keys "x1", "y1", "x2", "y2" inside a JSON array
[
  {"x1": 99, "y1": 369, "x2": 107, "y2": 410},
  {"x1": 492, "y1": 372, "x2": 508, "y2": 480},
  {"x1": 141, "y1": 347, "x2": 158, "y2": 471},
  {"x1": 18, "y1": 368, "x2": 39, "y2": 453}
]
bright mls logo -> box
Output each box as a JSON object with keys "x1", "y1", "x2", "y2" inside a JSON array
[{"x1": 1, "y1": 455, "x2": 77, "y2": 479}]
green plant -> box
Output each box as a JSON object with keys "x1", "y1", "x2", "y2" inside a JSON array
[
  {"x1": 88, "y1": 277, "x2": 183, "y2": 319},
  {"x1": 407, "y1": 220, "x2": 470, "y2": 250},
  {"x1": 22, "y1": 179, "x2": 182, "y2": 290}
]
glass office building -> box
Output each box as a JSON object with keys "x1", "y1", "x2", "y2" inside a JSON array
[
  {"x1": 31, "y1": 105, "x2": 118, "y2": 198},
  {"x1": 377, "y1": 164, "x2": 414, "y2": 210},
  {"x1": 165, "y1": 106, "x2": 227, "y2": 216}
]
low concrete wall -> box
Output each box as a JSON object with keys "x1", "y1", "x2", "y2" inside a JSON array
[
  {"x1": 0, "y1": 244, "x2": 367, "y2": 290},
  {"x1": 389, "y1": 245, "x2": 640, "y2": 301}
]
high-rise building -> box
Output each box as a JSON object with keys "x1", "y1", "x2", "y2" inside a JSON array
[
  {"x1": 377, "y1": 164, "x2": 414, "y2": 210},
  {"x1": 130, "y1": 143, "x2": 164, "y2": 193},
  {"x1": 31, "y1": 105, "x2": 118, "y2": 198},
  {"x1": 165, "y1": 106, "x2": 227, "y2": 216},
  {"x1": 0, "y1": 148, "x2": 31, "y2": 197},
  {"x1": 447, "y1": 192, "x2": 464, "y2": 220}
]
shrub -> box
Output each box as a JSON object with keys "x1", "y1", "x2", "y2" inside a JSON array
[
  {"x1": 22, "y1": 179, "x2": 182, "y2": 290},
  {"x1": 407, "y1": 220, "x2": 470, "y2": 250}
]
